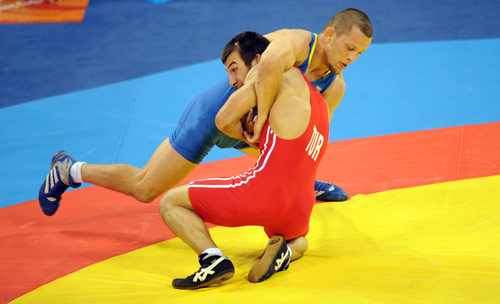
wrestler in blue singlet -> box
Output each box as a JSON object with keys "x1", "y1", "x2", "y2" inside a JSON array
[
  {"x1": 169, "y1": 32, "x2": 336, "y2": 165},
  {"x1": 38, "y1": 31, "x2": 347, "y2": 218}
]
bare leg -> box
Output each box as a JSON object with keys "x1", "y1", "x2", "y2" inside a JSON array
[
  {"x1": 163, "y1": 185, "x2": 236, "y2": 289},
  {"x1": 287, "y1": 236, "x2": 308, "y2": 261},
  {"x1": 81, "y1": 138, "x2": 197, "y2": 203},
  {"x1": 238, "y1": 147, "x2": 261, "y2": 158},
  {"x1": 159, "y1": 185, "x2": 216, "y2": 254}
]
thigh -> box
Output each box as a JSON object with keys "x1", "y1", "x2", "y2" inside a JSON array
[
  {"x1": 238, "y1": 147, "x2": 260, "y2": 158},
  {"x1": 140, "y1": 138, "x2": 198, "y2": 192},
  {"x1": 188, "y1": 175, "x2": 281, "y2": 228},
  {"x1": 188, "y1": 177, "x2": 255, "y2": 227},
  {"x1": 169, "y1": 82, "x2": 230, "y2": 164},
  {"x1": 163, "y1": 184, "x2": 193, "y2": 210}
]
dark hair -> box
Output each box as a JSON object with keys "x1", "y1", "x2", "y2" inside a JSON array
[
  {"x1": 323, "y1": 8, "x2": 373, "y2": 38},
  {"x1": 221, "y1": 31, "x2": 270, "y2": 68}
]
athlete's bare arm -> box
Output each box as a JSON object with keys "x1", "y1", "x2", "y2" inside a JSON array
[
  {"x1": 215, "y1": 68, "x2": 258, "y2": 143},
  {"x1": 267, "y1": 68, "x2": 311, "y2": 140},
  {"x1": 321, "y1": 73, "x2": 346, "y2": 122},
  {"x1": 248, "y1": 29, "x2": 312, "y2": 143},
  {"x1": 217, "y1": 64, "x2": 312, "y2": 144}
]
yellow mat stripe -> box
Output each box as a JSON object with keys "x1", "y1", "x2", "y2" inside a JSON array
[{"x1": 13, "y1": 175, "x2": 500, "y2": 304}]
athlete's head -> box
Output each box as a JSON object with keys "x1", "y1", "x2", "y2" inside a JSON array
[
  {"x1": 321, "y1": 8, "x2": 373, "y2": 73},
  {"x1": 221, "y1": 31, "x2": 270, "y2": 88}
]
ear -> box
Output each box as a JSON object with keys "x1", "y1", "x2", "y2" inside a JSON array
[
  {"x1": 324, "y1": 26, "x2": 336, "y2": 39},
  {"x1": 253, "y1": 54, "x2": 261, "y2": 65}
]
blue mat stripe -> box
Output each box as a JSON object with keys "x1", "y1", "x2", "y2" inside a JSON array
[{"x1": 0, "y1": 38, "x2": 498, "y2": 207}]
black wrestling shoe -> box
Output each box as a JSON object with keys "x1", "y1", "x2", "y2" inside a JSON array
[
  {"x1": 172, "y1": 253, "x2": 235, "y2": 289},
  {"x1": 248, "y1": 235, "x2": 291, "y2": 283}
]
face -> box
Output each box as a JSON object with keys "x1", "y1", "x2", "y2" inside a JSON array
[
  {"x1": 224, "y1": 50, "x2": 252, "y2": 88},
  {"x1": 324, "y1": 26, "x2": 372, "y2": 73}
]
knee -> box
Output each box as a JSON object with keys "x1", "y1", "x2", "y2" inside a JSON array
[
  {"x1": 133, "y1": 181, "x2": 165, "y2": 203},
  {"x1": 159, "y1": 190, "x2": 175, "y2": 216},
  {"x1": 159, "y1": 185, "x2": 190, "y2": 217}
]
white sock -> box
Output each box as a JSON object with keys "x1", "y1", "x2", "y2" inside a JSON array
[
  {"x1": 201, "y1": 248, "x2": 225, "y2": 259},
  {"x1": 70, "y1": 161, "x2": 86, "y2": 183}
]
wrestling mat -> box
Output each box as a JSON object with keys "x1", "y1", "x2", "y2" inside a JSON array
[
  {"x1": 2, "y1": 1, "x2": 500, "y2": 303},
  {"x1": 10, "y1": 174, "x2": 500, "y2": 304}
]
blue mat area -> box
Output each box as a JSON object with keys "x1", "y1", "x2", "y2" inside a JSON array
[
  {"x1": 1, "y1": 37, "x2": 499, "y2": 207},
  {"x1": 334, "y1": 38, "x2": 500, "y2": 139},
  {"x1": 0, "y1": 1, "x2": 499, "y2": 207},
  {"x1": 1, "y1": 0, "x2": 499, "y2": 107}
]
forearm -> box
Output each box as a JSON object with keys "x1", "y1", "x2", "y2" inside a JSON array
[
  {"x1": 216, "y1": 116, "x2": 246, "y2": 142},
  {"x1": 254, "y1": 54, "x2": 284, "y2": 125},
  {"x1": 215, "y1": 84, "x2": 256, "y2": 141}
]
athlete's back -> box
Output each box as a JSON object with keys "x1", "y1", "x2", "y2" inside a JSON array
[{"x1": 268, "y1": 67, "x2": 312, "y2": 141}]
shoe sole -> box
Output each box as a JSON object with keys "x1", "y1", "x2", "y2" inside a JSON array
[
  {"x1": 173, "y1": 270, "x2": 234, "y2": 290},
  {"x1": 248, "y1": 235, "x2": 286, "y2": 283},
  {"x1": 317, "y1": 195, "x2": 349, "y2": 202}
]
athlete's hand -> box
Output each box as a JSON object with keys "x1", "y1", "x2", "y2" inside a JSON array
[
  {"x1": 247, "y1": 117, "x2": 265, "y2": 144},
  {"x1": 243, "y1": 131, "x2": 259, "y2": 149},
  {"x1": 243, "y1": 114, "x2": 261, "y2": 147},
  {"x1": 241, "y1": 108, "x2": 255, "y2": 135},
  {"x1": 241, "y1": 109, "x2": 258, "y2": 148}
]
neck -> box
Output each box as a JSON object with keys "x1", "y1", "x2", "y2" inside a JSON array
[{"x1": 306, "y1": 42, "x2": 330, "y2": 81}]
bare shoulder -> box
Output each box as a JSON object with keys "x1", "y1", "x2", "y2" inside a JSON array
[
  {"x1": 264, "y1": 29, "x2": 313, "y2": 65},
  {"x1": 332, "y1": 73, "x2": 346, "y2": 91},
  {"x1": 282, "y1": 67, "x2": 310, "y2": 93},
  {"x1": 323, "y1": 73, "x2": 345, "y2": 97},
  {"x1": 269, "y1": 68, "x2": 311, "y2": 139},
  {"x1": 265, "y1": 29, "x2": 311, "y2": 43}
]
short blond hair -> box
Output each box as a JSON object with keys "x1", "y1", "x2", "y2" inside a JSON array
[{"x1": 323, "y1": 8, "x2": 373, "y2": 38}]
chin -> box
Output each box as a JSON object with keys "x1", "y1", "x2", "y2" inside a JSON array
[{"x1": 328, "y1": 64, "x2": 339, "y2": 74}]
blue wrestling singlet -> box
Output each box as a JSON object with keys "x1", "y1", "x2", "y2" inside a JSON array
[
  {"x1": 297, "y1": 32, "x2": 337, "y2": 94},
  {"x1": 169, "y1": 76, "x2": 250, "y2": 164}
]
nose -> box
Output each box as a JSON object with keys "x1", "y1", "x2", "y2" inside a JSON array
[
  {"x1": 347, "y1": 51, "x2": 359, "y2": 63},
  {"x1": 229, "y1": 74, "x2": 238, "y2": 87}
]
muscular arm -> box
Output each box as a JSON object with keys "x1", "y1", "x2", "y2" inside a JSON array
[
  {"x1": 249, "y1": 29, "x2": 312, "y2": 142},
  {"x1": 215, "y1": 69, "x2": 258, "y2": 143},
  {"x1": 322, "y1": 73, "x2": 346, "y2": 122}
]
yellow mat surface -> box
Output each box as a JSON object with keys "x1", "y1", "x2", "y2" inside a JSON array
[{"x1": 13, "y1": 175, "x2": 500, "y2": 304}]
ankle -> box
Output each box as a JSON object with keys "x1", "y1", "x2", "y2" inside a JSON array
[{"x1": 70, "y1": 162, "x2": 86, "y2": 184}]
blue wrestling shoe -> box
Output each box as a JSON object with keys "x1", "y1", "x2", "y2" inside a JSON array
[
  {"x1": 38, "y1": 151, "x2": 81, "y2": 216},
  {"x1": 315, "y1": 180, "x2": 348, "y2": 202}
]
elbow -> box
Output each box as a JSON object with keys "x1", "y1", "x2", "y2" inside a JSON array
[
  {"x1": 258, "y1": 55, "x2": 279, "y2": 74},
  {"x1": 215, "y1": 111, "x2": 231, "y2": 134},
  {"x1": 259, "y1": 50, "x2": 290, "y2": 76}
]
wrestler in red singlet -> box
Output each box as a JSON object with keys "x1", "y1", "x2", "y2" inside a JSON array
[{"x1": 188, "y1": 69, "x2": 329, "y2": 241}]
